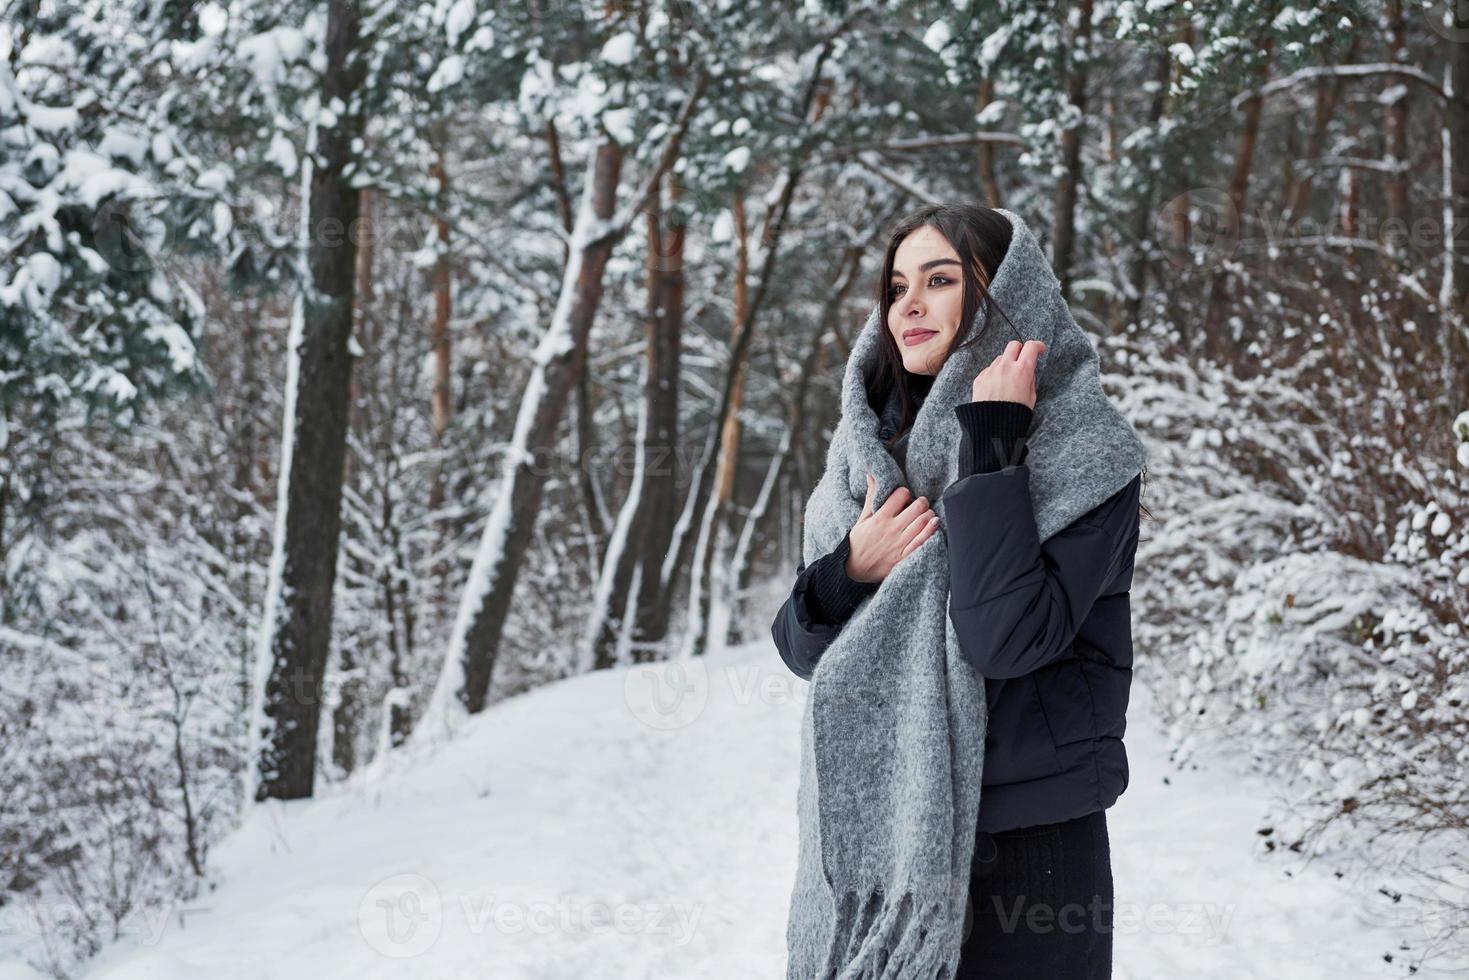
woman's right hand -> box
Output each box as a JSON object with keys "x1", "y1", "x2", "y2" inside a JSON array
[{"x1": 845, "y1": 473, "x2": 942, "y2": 583}]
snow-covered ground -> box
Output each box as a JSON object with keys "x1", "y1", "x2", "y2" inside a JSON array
[{"x1": 18, "y1": 636, "x2": 1429, "y2": 979}]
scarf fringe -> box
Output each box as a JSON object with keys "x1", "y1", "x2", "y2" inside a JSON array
[{"x1": 823, "y1": 888, "x2": 961, "y2": 980}]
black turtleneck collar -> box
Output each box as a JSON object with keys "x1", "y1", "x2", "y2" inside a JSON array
[
  {"x1": 877, "y1": 371, "x2": 935, "y2": 445},
  {"x1": 908, "y1": 371, "x2": 936, "y2": 402}
]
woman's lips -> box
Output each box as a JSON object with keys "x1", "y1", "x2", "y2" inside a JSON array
[{"x1": 902, "y1": 329, "x2": 938, "y2": 347}]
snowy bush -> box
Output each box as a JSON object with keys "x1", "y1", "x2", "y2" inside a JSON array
[
  {"x1": 0, "y1": 407, "x2": 253, "y2": 977},
  {"x1": 1114, "y1": 322, "x2": 1469, "y2": 963}
]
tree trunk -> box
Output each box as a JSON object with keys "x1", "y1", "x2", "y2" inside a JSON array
[
  {"x1": 724, "y1": 242, "x2": 865, "y2": 644},
  {"x1": 1124, "y1": 48, "x2": 1172, "y2": 331},
  {"x1": 976, "y1": 78, "x2": 1003, "y2": 206},
  {"x1": 426, "y1": 146, "x2": 455, "y2": 524},
  {"x1": 343, "y1": 188, "x2": 373, "y2": 491},
  {"x1": 582, "y1": 192, "x2": 656, "y2": 669},
  {"x1": 1381, "y1": 0, "x2": 1412, "y2": 329},
  {"x1": 1282, "y1": 35, "x2": 1359, "y2": 226},
  {"x1": 609, "y1": 35, "x2": 844, "y2": 663},
  {"x1": 628, "y1": 170, "x2": 685, "y2": 663},
  {"x1": 1050, "y1": 0, "x2": 1093, "y2": 301},
  {"x1": 1203, "y1": 37, "x2": 1274, "y2": 361},
  {"x1": 250, "y1": 0, "x2": 367, "y2": 803},
  {"x1": 419, "y1": 74, "x2": 705, "y2": 724},
  {"x1": 685, "y1": 194, "x2": 753, "y2": 659},
  {"x1": 586, "y1": 170, "x2": 686, "y2": 669},
  {"x1": 1450, "y1": 4, "x2": 1469, "y2": 349},
  {"x1": 434, "y1": 136, "x2": 623, "y2": 715},
  {"x1": 1383, "y1": 0, "x2": 1410, "y2": 237},
  {"x1": 657, "y1": 51, "x2": 836, "y2": 624},
  {"x1": 330, "y1": 185, "x2": 377, "y2": 778},
  {"x1": 430, "y1": 147, "x2": 454, "y2": 446}
]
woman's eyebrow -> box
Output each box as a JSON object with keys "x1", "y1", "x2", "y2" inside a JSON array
[{"x1": 890, "y1": 258, "x2": 961, "y2": 279}]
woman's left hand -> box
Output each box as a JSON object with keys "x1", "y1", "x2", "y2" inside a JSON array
[{"x1": 970, "y1": 340, "x2": 1047, "y2": 409}]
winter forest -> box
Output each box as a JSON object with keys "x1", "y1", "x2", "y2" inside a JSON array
[{"x1": 3, "y1": 0, "x2": 1469, "y2": 976}]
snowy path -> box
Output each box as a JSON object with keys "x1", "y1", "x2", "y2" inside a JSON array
[{"x1": 64, "y1": 638, "x2": 1415, "y2": 979}]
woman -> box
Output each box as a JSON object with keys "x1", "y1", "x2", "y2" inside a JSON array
[{"x1": 773, "y1": 203, "x2": 1149, "y2": 979}]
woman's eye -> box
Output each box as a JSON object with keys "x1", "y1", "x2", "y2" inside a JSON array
[{"x1": 889, "y1": 276, "x2": 951, "y2": 299}]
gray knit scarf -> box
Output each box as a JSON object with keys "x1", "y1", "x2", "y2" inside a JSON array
[{"x1": 784, "y1": 207, "x2": 1149, "y2": 978}]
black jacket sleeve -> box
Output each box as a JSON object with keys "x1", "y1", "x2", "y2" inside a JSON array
[
  {"x1": 941, "y1": 399, "x2": 1142, "y2": 680},
  {"x1": 771, "y1": 531, "x2": 878, "y2": 681}
]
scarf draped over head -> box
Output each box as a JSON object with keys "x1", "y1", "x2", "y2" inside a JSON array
[{"x1": 784, "y1": 207, "x2": 1148, "y2": 978}]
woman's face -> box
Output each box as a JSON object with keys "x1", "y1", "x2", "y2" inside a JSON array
[{"x1": 887, "y1": 225, "x2": 965, "y2": 376}]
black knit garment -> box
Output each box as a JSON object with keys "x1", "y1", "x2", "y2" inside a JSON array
[
  {"x1": 954, "y1": 400, "x2": 1034, "y2": 476},
  {"x1": 802, "y1": 530, "x2": 879, "y2": 625}
]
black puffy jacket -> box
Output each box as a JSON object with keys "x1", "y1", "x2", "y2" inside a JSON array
[{"x1": 771, "y1": 400, "x2": 1143, "y2": 834}]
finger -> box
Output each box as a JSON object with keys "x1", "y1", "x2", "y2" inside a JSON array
[
  {"x1": 860, "y1": 472, "x2": 876, "y2": 519},
  {"x1": 1018, "y1": 340, "x2": 1045, "y2": 372},
  {"x1": 895, "y1": 494, "x2": 931, "y2": 529},
  {"x1": 877, "y1": 485, "x2": 912, "y2": 519},
  {"x1": 1002, "y1": 340, "x2": 1023, "y2": 361},
  {"x1": 899, "y1": 513, "x2": 934, "y2": 557},
  {"x1": 902, "y1": 515, "x2": 941, "y2": 557}
]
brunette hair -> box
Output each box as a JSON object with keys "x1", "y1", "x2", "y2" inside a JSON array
[{"x1": 869, "y1": 203, "x2": 1021, "y2": 443}]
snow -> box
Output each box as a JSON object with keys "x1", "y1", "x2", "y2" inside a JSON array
[
  {"x1": 721, "y1": 145, "x2": 750, "y2": 173},
  {"x1": 98, "y1": 128, "x2": 148, "y2": 166},
  {"x1": 150, "y1": 131, "x2": 174, "y2": 164},
  {"x1": 193, "y1": 166, "x2": 230, "y2": 192},
  {"x1": 975, "y1": 99, "x2": 1007, "y2": 126},
  {"x1": 14, "y1": 32, "x2": 71, "y2": 70},
  {"x1": 236, "y1": 26, "x2": 310, "y2": 88},
  {"x1": 265, "y1": 131, "x2": 298, "y2": 177},
  {"x1": 20, "y1": 251, "x2": 58, "y2": 296},
  {"x1": 601, "y1": 106, "x2": 636, "y2": 146},
  {"x1": 979, "y1": 27, "x2": 1011, "y2": 68},
  {"x1": 922, "y1": 20, "x2": 952, "y2": 54},
  {"x1": 57, "y1": 148, "x2": 154, "y2": 209},
  {"x1": 0, "y1": 963, "x2": 51, "y2": 980},
  {"x1": 85, "y1": 365, "x2": 137, "y2": 405},
  {"x1": 68, "y1": 641, "x2": 1426, "y2": 979},
  {"x1": 198, "y1": 4, "x2": 228, "y2": 37},
  {"x1": 428, "y1": 55, "x2": 465, "y2": 93},
  {"x1": 143, "y1": 320, "x2": 199, "y2": 374},
  {"x1": 464, "y1": 26, "x2": 495, "y2": 54},
  {"x1": 601, "y1": 32, "x2": 637, "y2": 67},
  {"x1": 23, "y1": 102, "x2": 79, "y2": 133},
  {"x1": 443, "y1": 0, "x2": 477, "y2": 47},
  {"x1": 4, "y1": 252, "x2": 61, "y2": 307},
  {"x1": 210, "y1": 199, "x2": 232, "y2": 241}
]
